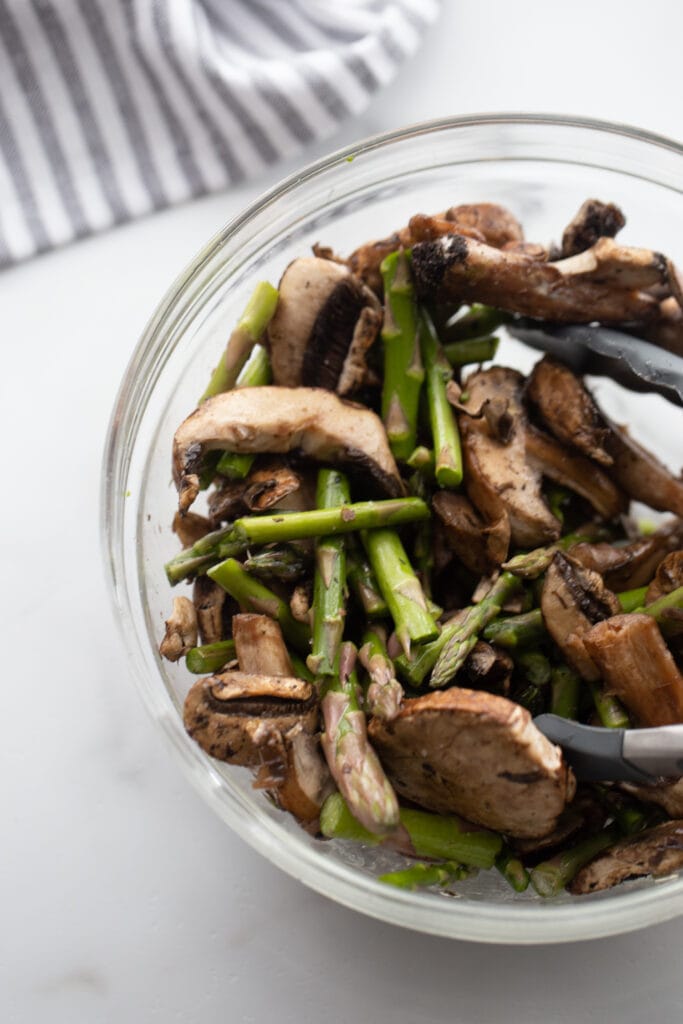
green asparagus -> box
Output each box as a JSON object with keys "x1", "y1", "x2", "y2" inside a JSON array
[
  {"x1": 200, "y1": 282, "x2": 278, "y2": 403},
  {"x1": 419, "y1": 307, "x2": 463, "y2": 488},
  {"x1": 308, "y1": 470, "x2": 350, "y2": 677},
  {"x1": 380, "y1": 250, "x2": 424, "y2": 460}
]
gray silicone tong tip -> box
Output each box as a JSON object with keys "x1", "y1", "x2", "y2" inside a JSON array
[{"x1": 506, "y1": 321, "x2": 683, "y2": 408}]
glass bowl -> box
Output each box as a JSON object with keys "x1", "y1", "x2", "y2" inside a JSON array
[{"x1": 102, "y1": 114, "x2": 683, "y2": 944}]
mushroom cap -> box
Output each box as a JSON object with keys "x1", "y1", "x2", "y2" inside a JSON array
[
  {"x1": 368, "y1": 687, "x2": 575, "y2": 838},
  {"x1": 172, "y1": 386, "x2": 403, "y2": 511}
]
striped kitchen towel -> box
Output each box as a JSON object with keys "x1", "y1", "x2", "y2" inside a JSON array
[{"x1": 0, "y1": 0, "x2": 439, "y2": 268}]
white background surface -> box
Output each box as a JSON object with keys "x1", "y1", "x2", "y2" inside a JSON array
[{"x1": 4, "y1": 3, "x2": 683, "y2": 1022}]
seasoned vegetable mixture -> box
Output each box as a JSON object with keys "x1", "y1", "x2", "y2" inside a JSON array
[{"x1": 160, "y1": 199, "x2": 683, "y2": 898}]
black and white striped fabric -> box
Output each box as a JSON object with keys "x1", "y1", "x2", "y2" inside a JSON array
[{"x1": 0, "y1": 0, "x2": 438, "y2": 267}]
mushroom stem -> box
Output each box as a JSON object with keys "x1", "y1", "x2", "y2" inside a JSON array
[
  {"x1": 362, "y1": 527, "x2": 439, "y2": 654},
  {"x1": 530, "y1": 825, "x2": 619, "y2": 898},
  {"x1": 380, "y1": 250, "x2": 425, "y2": 460},
  {"x1": 320, "y1": 643, "x2": 399, "y2": 836},
  {"x1": 430, "y1": 573, "x2": 521, "y2": 688},
  {"x1": 207, "y1": 558, "x2": 310, "y2": 654},
  {"x1": 200, "y1": 282, "x2": 278, "y2": 403},
  {"x1": 419, "y1": 307, "x2": 463, "y2": 488},
  {"x1": 307, "y1": 470, "x2": 350, "y2": 677},
  {"x1": 214, "y1": 345, "x2": 272, "y2": 480}
]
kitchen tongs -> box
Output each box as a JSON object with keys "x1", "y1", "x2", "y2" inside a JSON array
[
  {"x1": 506, "y1": 322, "x2": 683, "y2": 407},
  {"x1": 535, "y1": 714, "x2": 683, "y2": 783}
]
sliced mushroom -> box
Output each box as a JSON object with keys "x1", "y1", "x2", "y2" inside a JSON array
[
  {"x1": 457, "y1": 367, "x2": 561, "y2": 550},
  {"x1": 192, "y1": 576, "x2": 229, "y2": 646},
  {"x1": 584, "y1": 613, "x2": 683, "y2": 726},
  {"x1": 570, "y1": 519, "x2": 683, "y2": 591},
  {"x1": 233, "y1": 613, "x2": 294, "y2": 676},
  {"x1": 368, "y1": 688, "x2": 575, "y2": 838},
  {"x1": 172, "y1": 386, "x2": 403, "y2": 512},
  {"x1": 541, "y1": 552, "x2": 621, "y2": 681},
  {"x1": 432, "y1": 490, "x2": 509, "y2": 574},
  {"x1": 560, "y1": 199, "x2": 626, "y2": 258},
  {"x1": 511, "y1": 790, "x2": 607, "y2": 858},
  {"x1": 646, "y1": 550, "x2": 683, "y2": 603},
  {"x1": 230, "y1": 614, "x2": 332, "y2": 821},
  {"x1": 348, "y1": 203, "x2": 523, "y2": 292},
  {"x1": 525, "y1": 427, "x2": 625, "y2": 522},
  {"x1": 527, "y1": 357, "x2": 613, "y2": 466},
  {"x1": 462, "y1": 640, "x2": 514, "y2": 695},
  {"x1": 621, "y1": 778, "x2": 683, "y2": 818},
  {"x1": 172, "y1": 510, "x2": 212, "y2": 548},
  {"x1": 159, "y1": 596, "x2": 197, "y2": 662},
  {"x1": 568, "y1": 820, "x2": 683, "y2": 894},
  {"x1": 182, "y1": 671, "x2": 318, "y2": 766},
  {"x1": 524, "y1": 356, "x2": 683, "y2": 518},
  {"x1": 207, "y1": 461, "x2": 302, "y2": 525},
  {"x1": 606, "y1": 424, "x2": 683, "y2": 519},
  {"x1": 266, "y1": 257, "x2": 382, "y2": 395},
  {"x1": 411, "y1": 233, "x2": 659, "y2": 324}
]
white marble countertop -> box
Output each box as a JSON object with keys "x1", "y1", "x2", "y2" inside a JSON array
[{"x1": 4, "y1": 3, "x2": 683, "y2": 1021}]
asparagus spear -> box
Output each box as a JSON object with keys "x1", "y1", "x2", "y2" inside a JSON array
[
  {"x1": 379, "y1": 861, "x2": 469, "y2": 890},
  {"x1": 207, "y1": 558, "x2": 310, "y2": 653},
  {"x1": 185, "y1": 640, "x2": 236, "y2": 674},
  {"x1": 229, "y1": 497, "x2": 430, "y2": 547},
  {"x1": 320, "y1": 792, "x2": 502, "y2": 868},
  {"x1": 530, "y1": 826, "x2": 619, "y2": 898},
  {"x1": 380, "y1": 250, "x2": 424, "y2": 460},
  {"x1": 617, "y1": 586, "x2": 648, "y2": 613},
  {"x1": 434, "y1": 303, "x2": 510, "y2": 343},
  {"x1": 243, "y1": 544, "x2": 310, "y2": 582},
  {"x1": 550, "y1": 664, "x2": 581, "y2": 719},
  {"x1": 359, "y1": 627, "x2": 404, "y2": 720},
  {"x1": 481, "y1": 608, "x2": 546, "y2": 649},
  {"x1": 589, "y1": 682, "x2": 631, "y2": 729},
  {"x1": 406, "y1": 446, "x2": 435, "y2": 477},
  {"x1": 419, "y1": 308, "x2": 463, "y2": 488},
  {"x1": 362, "y1": 527, "x2": 439, "y2": 654},
  {"x1": 215, "y1": 345, "x2": 272, "y2": 480},
  {"x1": 496, "y1": 847, "x2": 530, "y2": 893},
  {"x1": 430, "y1": 573, "x2": 521, "y2": 688},
  {"x1": 502, "y1": 528, "x2": 607, "y2": 580},
  {"x1": 308, "y1": 470, "x2": 350, "y2": 677},
  {"x1": 346, "y1": 539, "x2": 389, "y2": 619},
  {"x1": 636, "y1": 585, "x2": 683, "y2": 636},
  {"x1": 393, "y1": 609, "x2": 468, "y2": 687},
  {"x1": 443, "y1": 334, "x2": 499, "y2": 367},
  {"x1": 165, "y1": 523, "x2": 236, "y2": 585},
  {"x1": 320, "y1": 643, "x2": 399, "y2": 836},
  {"x1": 514, "y1": 650, "x2": 552, "y2": 687},
  {"x1": 200, "y1": 282, "x2": 278, "y2": 403}
]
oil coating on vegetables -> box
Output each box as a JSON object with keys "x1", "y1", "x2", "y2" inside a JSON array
[{"x1": 160, "y1": 201, "x2": 683, "y2": 897}]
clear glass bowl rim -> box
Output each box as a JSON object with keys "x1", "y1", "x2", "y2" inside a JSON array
[{"x1": 102, "y1": 112, "x2": 683, "y2": 944}]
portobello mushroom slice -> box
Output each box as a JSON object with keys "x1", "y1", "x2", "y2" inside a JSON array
[
  {"x1": 207, "y1": 461, "x2": 302, "y2": 525},
  {"x1": 584, "y1": 613, "x2": 683, "y2": 726},
  {"x1": 368, "y1": 688, "x2": 576, "y2": 838},
  {"x1": 432, "y1": 490, "x2": 509, "y2": 574},
  {"x1": 646, "y1": 550, "x2": 683, "y2": 603},
  {"x1": 560, "y1": 199, "x2": 626, "y2": 258},
  {"x1": 568, "y1": 820, "x2": 683, "y2": 894},
  {"x1": 183, "y1": 670, "x2": 318, "y2": 766},
  {"x1": 540, "y1": 552, "x2": 621, "y2": 681},
  {"x1": 173, "y1": 386, "x2": 403, "y2": 512},
  {"x1": 231, "y1": 613, "x2": 332, "y2": 821},
  {"x1": 456, "y1": 367, "x2": 561, "y2": 550},
  {"x1": 411, "y1": 233, "x2": 659, "y2": 324},
  {"x1": 172, "y1": 510, "x2": 212, "y2": 548},
  {"x1": 525, "y1": 427, "x2": 625, "y2": 522},
  {"x1": 621, "y1": 778, "x2": 683, "y2": 818},
  {"x1": 348, "y1": 202, "x2": 523, "y2": 293},
  {"x1": 266, "y1": 257, "x2": 382, "y2": 394},
  {"x1": 570, "y1": 519, "x2": 683, "y2": 591},
  {"x1": 525, "y1": 356, "x2": 683, "y2": 518},
  {"x1": 527, "y1": 356, "x2": 613, "y2": 466}
]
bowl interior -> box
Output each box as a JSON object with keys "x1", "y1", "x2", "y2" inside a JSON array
[{"x1": 104, "y1": 116, "x2": 683, "y2": 942}]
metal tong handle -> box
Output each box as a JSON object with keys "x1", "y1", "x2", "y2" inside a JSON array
[{"x1": 534, "y1": 714, "x2": 683, "y2": 783}]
